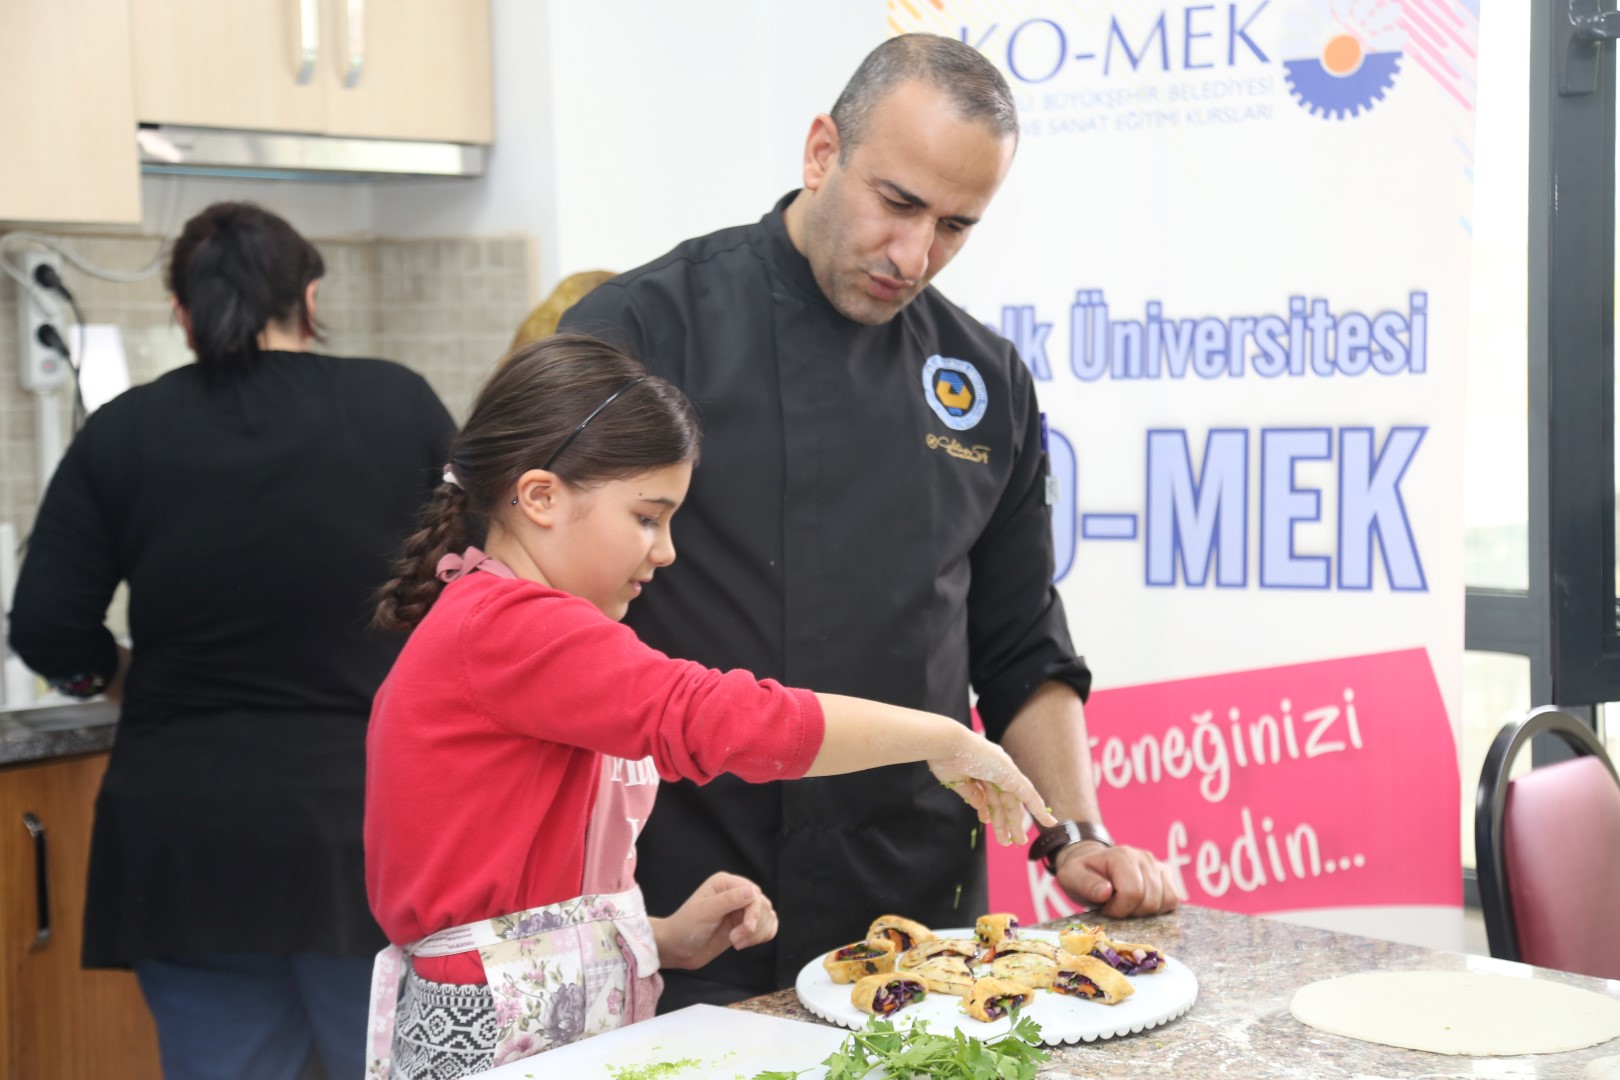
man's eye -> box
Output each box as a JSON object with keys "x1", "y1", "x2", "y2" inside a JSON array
[
  {"x1": 638, "y1": 515, "x2": 660, "y2": 528},
  {"x1": 882, "y1": 196, "x2": 910, "y2": 211},
  {"x1": 942, "y1": 220, "x2": 967, "y2": 235}
]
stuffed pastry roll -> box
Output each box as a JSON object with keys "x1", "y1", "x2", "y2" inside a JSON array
[
  {"x1": 1059, "y1": 922, "x2": 1107, "y2": 957},
  {"x1": 867, "y1": 915, "x2": 935, "y2": 953},
  {"x1": 990, "y1": 952, "x2": 1058, "y2": 991},
  {"x1": 1052, "y1": 954, "x2": 1134, "y2": 1005},
  {"x1": 974, "y1": 913, "x2": 1019, "y2": 955},
  {"x1": 910, "y1": 954, "x2": 975, "y2": 996},
  {"x1": 852, "y1": 971, "x2": 928, "y2": 1016},
  {"x1": 993, "y1": 938, "x2": 1059, "y2": 962},
  {"x1": 965, "y1": 977, "x2": 1037, "y2": 1022},
  {"x1": 822, "y1": 939, "x2": 897, "y2": 984},
  {"x1": 898, "y1": 937, "x2": 979, "y2": 969},
  {"x1": 1090, "y1": 938, "x2": 1166, "y2": 975}
]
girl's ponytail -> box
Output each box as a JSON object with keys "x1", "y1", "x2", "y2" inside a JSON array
[{"x1": 372, "y1": 481, "x2": 472, "y2": 630}]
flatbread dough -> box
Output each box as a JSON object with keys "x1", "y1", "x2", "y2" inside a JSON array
[{"x1": 1291, "y1": 971, "x2": 1620, "y2": 1056}]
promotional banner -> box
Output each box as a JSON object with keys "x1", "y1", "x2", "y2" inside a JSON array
[{"x1": 889, "y1": 0, "x2": 1477, "y2": 944}]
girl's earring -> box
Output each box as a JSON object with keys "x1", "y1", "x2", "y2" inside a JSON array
[{"x1": 511, "y1": 496, "x2": 519, "y2": 505}]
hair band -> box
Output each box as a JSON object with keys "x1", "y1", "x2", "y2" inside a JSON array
[{"x1": 541, "y1": 376, "x2": 647, "y2": 472}]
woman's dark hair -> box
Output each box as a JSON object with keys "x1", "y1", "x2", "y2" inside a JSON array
[
  {"x1": 167, "y1": 201, "x2": 325, "y2": 370},
  {"x1": 373, "y1": 333, "x2": 702, "y2": 630}
]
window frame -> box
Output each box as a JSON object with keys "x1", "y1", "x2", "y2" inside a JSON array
[{"x1": 1542, "y1": 0, "x2": 1620, "y2": 705}]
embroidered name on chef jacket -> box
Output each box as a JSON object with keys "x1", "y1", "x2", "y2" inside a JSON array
[{"x1": 922, "y1": 355, "x2": 988, "y2": 431}]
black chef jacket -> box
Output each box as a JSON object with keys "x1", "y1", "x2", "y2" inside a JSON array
[{"x1": 560, "y1": 193, "x2": 1091, "y2": 1006}]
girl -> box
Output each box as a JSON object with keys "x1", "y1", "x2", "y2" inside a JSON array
[{"x1": 364, "y1": 333, "x2": 1053, "y2": 1079}]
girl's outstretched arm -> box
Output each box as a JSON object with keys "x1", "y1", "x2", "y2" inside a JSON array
[{"x1": 804, "y1": 694, "x2": 1058, "y2": 845}]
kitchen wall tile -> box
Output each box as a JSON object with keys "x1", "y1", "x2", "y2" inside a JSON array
[{"x1": 0, "y1": 228, "x2": 538, "y2": 625}]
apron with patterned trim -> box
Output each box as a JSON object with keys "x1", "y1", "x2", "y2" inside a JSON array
[{"x1": 365, "y1": 885, "x2": 660, "y2": 1077}]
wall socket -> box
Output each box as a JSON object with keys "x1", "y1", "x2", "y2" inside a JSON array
[{"x1": 17, "y1": 252, "x2": 73, "y2": 393}]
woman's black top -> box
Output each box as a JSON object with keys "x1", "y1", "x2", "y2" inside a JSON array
[{"x1": 9, "y1": 351, "x2": 454, "y2": 966}]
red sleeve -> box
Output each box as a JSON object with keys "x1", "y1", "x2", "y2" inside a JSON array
[{"x1": 459, "y1": 586, "x2": 824, "y2": 783}]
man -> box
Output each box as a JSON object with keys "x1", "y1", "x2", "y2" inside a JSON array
[{"x1": 561, "y1": 33, "x2": 1179, "y2": 1010}]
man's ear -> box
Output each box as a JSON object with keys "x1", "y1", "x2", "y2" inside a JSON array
[
  {"x1": 512, "y1": 468, "x2": 566, "y2": 528},
  {"x1": 803, "y1": 113, "x2": 841, "y2": 193}
]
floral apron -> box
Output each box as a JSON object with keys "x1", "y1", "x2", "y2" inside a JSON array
[{"x1": 365, "y1": 886, "x2": 660, "y2": 1077}]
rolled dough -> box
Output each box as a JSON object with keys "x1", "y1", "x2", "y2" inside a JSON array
[{"x1": 1290, "y1": 971, "x2": 1620, "y2": 1056}]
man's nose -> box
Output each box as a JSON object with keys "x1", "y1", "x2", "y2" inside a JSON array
[{"x1": 889, "y1": 218, "x2": 934, "y2": 284}]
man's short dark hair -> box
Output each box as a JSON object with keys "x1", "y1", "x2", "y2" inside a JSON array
[{"x1": 829, "y1": 34, "x2": 1018, "y2": 160}]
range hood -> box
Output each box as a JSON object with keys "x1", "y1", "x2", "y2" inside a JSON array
[{"x1": 137, "y1": 125, "x2": 484, "y2": 182}]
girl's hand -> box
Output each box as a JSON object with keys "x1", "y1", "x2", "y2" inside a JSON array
[
  {"x1": 650, "y1": 872, "x2": 777, "y2": 971},
  {"x1": 928, "y1": 729, "x2": 1058, "y2": 845}
]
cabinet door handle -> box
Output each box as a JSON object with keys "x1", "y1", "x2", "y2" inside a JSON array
[
  {"x1": 22, "y1": 813, "x2": 50, "y2": 951},
  {"x1": 295, "y1": 0, "x2": 320, "y2": 85},
  {"x1": 341, "y1": 0, "x2": 367, "y2": 88}
]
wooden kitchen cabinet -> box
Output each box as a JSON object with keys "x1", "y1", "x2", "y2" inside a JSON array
[
  {"x1": 130, "y1": 0, "x2": 493, "y2": 144},
  {"x1": 0, "y1": 754, "x2": 161, "y2": 1080},
  {"x1": 129, "y1": 0, "x2": 327, "y2": 134},
  {"x1": 321, "y1": 1, "x2": 494, "y2": 144},
  {"x1": 0, "y1": 0, "x2": 142, "y2": 225}
]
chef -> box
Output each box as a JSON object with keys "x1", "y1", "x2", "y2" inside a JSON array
[{"x1": 560, "y1": 32, "x2": 1179, "y2": 1012}]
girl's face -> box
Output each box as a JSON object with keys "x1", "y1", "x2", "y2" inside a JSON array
[{"x1": 546, "y1": 462, "x2": 693, "y2": 621}]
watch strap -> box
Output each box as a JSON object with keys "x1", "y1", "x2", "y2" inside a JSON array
[{"x1": 1028, "y1": 820, "x2": 1113, "y2": 873}]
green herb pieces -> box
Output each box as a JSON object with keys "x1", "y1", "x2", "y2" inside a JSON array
[
  {"x1": 751, "y1": 1015, "x2": 1048, "y2": 1080},
  {"x1": 606, "y1": 1058, "x2": 702, "y2": 1080}
]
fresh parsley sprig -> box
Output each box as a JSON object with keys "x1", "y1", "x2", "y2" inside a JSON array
[{"x1": 753, "y1": 1014, "x2": 1048, "y2": 1080}]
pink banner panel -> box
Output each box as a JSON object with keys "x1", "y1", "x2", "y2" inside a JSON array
[{"x1": 988, "y1": 649, "x2": 1461, "y2": 922}]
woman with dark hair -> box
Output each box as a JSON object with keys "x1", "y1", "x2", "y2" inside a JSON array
[
  {"x1": 9, "y1": 201, "x2": 456, "y2": 1080},
  {"x1": 363, "y1": 333, "x2": 1053, "y2": 1078}
]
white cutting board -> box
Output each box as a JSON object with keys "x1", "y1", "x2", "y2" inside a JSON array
[{"x1": 466, "y1": 1004, "x2": 849, "y2": 1079}]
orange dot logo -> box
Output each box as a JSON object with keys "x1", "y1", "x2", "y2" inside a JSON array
[{"x1": 1322, "y1": 34, "x2": 1365, "y2": 77}]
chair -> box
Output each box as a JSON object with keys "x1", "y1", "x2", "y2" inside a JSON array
[{"x1": 1474, "y1": 705, "x2": 1620, "y2": 977}]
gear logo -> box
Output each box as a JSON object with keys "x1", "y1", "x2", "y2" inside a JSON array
[{"x1": 1284, "y1": 33, "x2": 1401, "y2": 120}]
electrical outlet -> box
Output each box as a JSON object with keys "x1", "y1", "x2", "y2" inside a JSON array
[{"x1": 17, "y1": 252, "x2": 72, "y2": 393}]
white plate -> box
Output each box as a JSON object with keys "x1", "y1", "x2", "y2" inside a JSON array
[{"x1": 794, "y1": 928, "x2": 1198, "y2": 1046}]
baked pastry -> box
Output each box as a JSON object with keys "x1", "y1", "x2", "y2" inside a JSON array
[
  {"x1": 898, "y1": 937, "x2": 979, "y2": 969},
  {"x1": 1089, "y1": 938, "x2": 1165, "y2": 974},
  {"x1": 867, "y1": 915, "x2": 935, "y2": 953},
  {"x1": 851, "y1": 971, "x2": 928, "y2": 1016},
  {"x1": 993, "y1": 938, "x2": 1059, "y2": 962},
  {"x1": 1059, "y1": 922, "x2": 1107, "y2": 957},
  {"x1": 990, "y1": 952, "x2": 1058, "y2": 990},
  {"x1": 965, "y1": 977, "x2": 1036, "y2": 1022},
  {"x1": 910, "y1": 954, "x2": 975, "y2": 996},
  {"x1": 974, "y1": 913, "x2": 1020, "y2": 955},
  {"x1": 822, "y1": 939, "x2": 898, "y2": 984},
  {"x1": 1052, "y1": 954, "x2": 1134, "y2": 1005}
]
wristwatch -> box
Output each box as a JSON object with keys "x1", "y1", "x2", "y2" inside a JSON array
[{"x1": 1028, "y1": 820, "x2": 1113, "y2": 875}]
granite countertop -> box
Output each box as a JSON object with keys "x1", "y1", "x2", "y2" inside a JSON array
[
  {"x1": 0, "y1": 701, "x2": 119, "y2": 767},
  {"x1": 732, "y1": 905, "x2": 1620, "y2": 1078}
]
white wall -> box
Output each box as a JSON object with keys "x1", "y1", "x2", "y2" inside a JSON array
[
  {"x1": 139, "y1": 174, "x2": 376, "y2": 241},
  {"x1": 371, "y1": 0, "x2": 883, "y2": 295}
]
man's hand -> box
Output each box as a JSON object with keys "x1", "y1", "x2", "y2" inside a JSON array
[
  {"x1": 1053, "y1": 840, "x2": 1183, "y2": 918},
  {"x1": 650, "y1": 872, "x2": 778, "y2": 971}
]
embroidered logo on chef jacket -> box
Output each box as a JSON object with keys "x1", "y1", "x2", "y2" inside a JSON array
[{"x1": 922, "y1": 355, "x2": 988, "y2": 431}]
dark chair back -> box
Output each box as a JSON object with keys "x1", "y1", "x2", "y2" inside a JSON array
[{"x1": 1474, "y1": 705, "x2": 1620, "y2": 975}]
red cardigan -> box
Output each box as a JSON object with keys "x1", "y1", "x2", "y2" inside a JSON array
[{"x1": 364, "y1": 570, "x2": 825, "y2": 983}]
